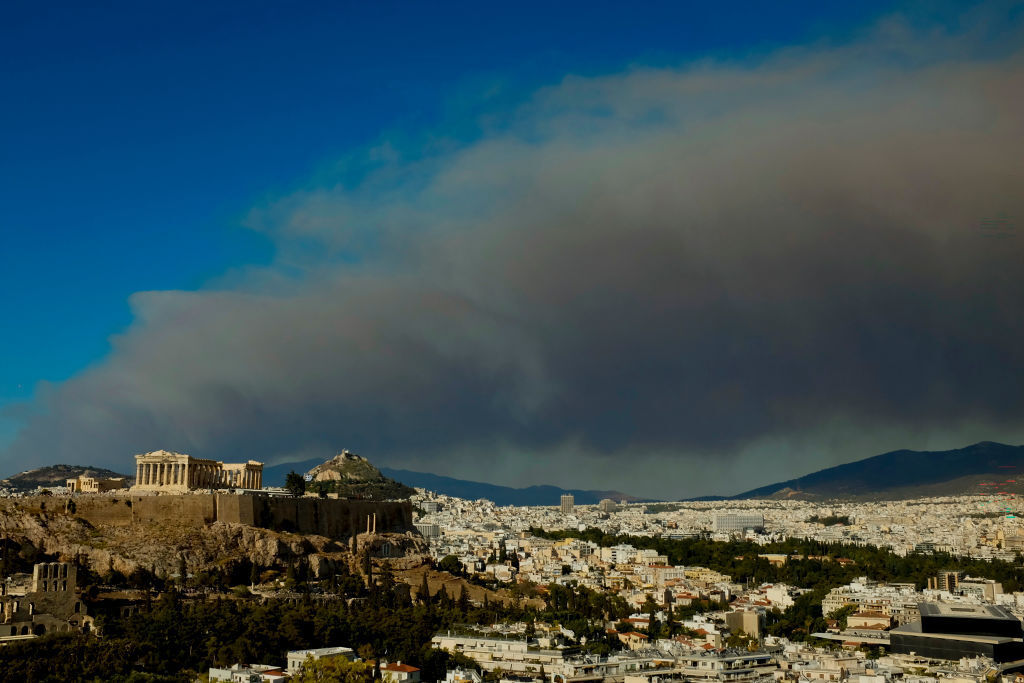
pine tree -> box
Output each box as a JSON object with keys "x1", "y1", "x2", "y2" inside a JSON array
[
  {"x1": 418, "y1": 573, "x2": 431, "y2": 603},
  {"x1": 458, "y1": 585, "x2": 469, "y2": 614},
  {"x1": 284, "y1": 470, "x2": 306, "y2": 497},
  {"x1": 286, "y1": 562, "x2": 297, "y2": 586},
  {"x1": 361, "y1": 550, "x2": 373, "y2": 587}
]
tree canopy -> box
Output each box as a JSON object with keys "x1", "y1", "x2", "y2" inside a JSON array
[{"x1": 285, "y1": 470, "x2": 307, "y2": 497}]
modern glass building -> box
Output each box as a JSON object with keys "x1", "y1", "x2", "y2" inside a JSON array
[{"x1": 890, "y1": 602, "x2": 1024, "y2": 662}]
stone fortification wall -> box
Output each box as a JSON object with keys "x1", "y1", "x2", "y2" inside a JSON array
[
  {"x1": 68, "y1": 494, "x2": 411, "y2": 540},
  {"x1": 239, "y1": 497, "x2": 412, "y2": 537},
  {"x1": 215, "y1": 494, "x2": 255, "y2": 526},
  {"x1": 68, "y1": 497, "x2": 135, "y2": 526},
  {"x1": 133, "y1": 495, "x2": 217, "y2": 525}
]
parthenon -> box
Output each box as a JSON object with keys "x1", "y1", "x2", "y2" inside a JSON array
[{"x1": 131, "y1": 450, "x2": 263, "y2": 493}]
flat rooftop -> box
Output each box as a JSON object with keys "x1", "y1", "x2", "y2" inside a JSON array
[
  {"x1": 919, "y1": 603, "x2": 1016, "y2": 620},
  {"x1": 892, "y1": 621, "x2": 1023, "y2": 645},
  {"x1": 287, "y1": 646, "x2": 354, "y2": 657}
]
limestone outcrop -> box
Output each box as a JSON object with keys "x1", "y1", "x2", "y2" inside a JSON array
[
  {"x1": 0, "y1": 497, "x2": 427, "y2": 579},
  {"x1": 303, "y1": 450, "x2": 416, "y2": 500}
]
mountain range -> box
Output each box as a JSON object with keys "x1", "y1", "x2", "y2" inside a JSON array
[
  {"x1": 267, "y1": 441, "x2": 1024, "y2": 504},
  {"x1": 10, "y1": 440, "x2": 1018, "y2": 504},
  {"x1": 378, "y1": 467, "x2": 642, "y2": 506},
  {"x1": 720, "y1": 441, "x2": 1024, "y2": 500},
  {"x1": 263, "y1": 457, "x2": 639, "y2": 506}
]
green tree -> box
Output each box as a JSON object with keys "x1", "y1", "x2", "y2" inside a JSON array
[
  {"x1": 827, "y1": 604, "x2": 858, "y2": 630},
  {"x1": 437, "y1": 555, "x2": 463, "y2": 576},
  {"x1": 285, "y1": 471, "x2": 307, "y2": 497},
  {"x1": 293, "y1": 654, "x2": 373, "y2": 683},
  {"x1": 642, "y1": 594, "x2": 660, "y2": 638},
  {"x1": 361, "y1": 552, "x2": 373, "y2": 583},
  {"x1": 417, "y1": 572, "x2": 431, "y2": 603}
]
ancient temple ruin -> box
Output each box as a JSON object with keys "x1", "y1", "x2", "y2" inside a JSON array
[{"x1": 131, "y1": 450, "x2": 263, "y2": 492}]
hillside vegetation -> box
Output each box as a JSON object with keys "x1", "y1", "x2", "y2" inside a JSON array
[
  {"x1": 305, "y1": 451, "x2": 416, "y2": 500},
  {"x1": 1, "y1": 464, "x2": 131, "y2": 492}
]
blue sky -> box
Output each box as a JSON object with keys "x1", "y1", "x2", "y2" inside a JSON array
[
  {"x1": 6, "y1": 1, "x2": 1022, "y2": 497},
  {"x1": 1, "y1": 0, "x2": 900, "y2": 443}
]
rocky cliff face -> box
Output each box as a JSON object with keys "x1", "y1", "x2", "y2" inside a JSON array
[{"x1": 0, "y1": 497, "x2": 426, "y2": 579}]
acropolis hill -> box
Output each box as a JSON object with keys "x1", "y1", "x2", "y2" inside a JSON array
[{"x1": 0, "y1": 450, "x2": 424, "y2": 581}]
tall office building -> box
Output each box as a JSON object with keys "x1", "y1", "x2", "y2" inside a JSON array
[{"x1": 560, "y1": 494, "x2": 575, "y2": 515}]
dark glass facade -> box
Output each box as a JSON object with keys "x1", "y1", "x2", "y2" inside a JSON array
[
  {"x1": 891, "y1": 605, "x2": 1024, "y2": 663},
  {"x1": 891, "y1": 628, "x2": 1024, "y2": 662}
]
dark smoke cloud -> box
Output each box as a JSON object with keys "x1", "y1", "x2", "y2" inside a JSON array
[{"x1": 5, "y1": 19, "x2": 1024, "y2": 497}]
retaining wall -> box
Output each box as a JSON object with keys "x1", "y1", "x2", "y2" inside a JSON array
[{"x1": 66, "y1": 494, "x2": 411, "y2": 540}]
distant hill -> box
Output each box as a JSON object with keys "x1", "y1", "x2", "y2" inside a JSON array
[
  {"x1": 264, "y1": 458, "x2": 640, "y2": 505},
  {"x1": 378, "y1": 467, "x2": 642, "y2": 506},
  {"x1": 728, "y1": 441, "x2": 1024, "y2": 500},
  {"x1": 1, "y1": 464, "x2": 131, "y2": 492},
  {"x1": 266, "y1": 451, "x2": 414, "y2": 500},
  {"x1": 264, "y1": 441, "x2": 1024, "y2": 505}
]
